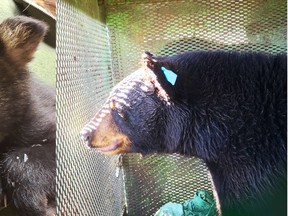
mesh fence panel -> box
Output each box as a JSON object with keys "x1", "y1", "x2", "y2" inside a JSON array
[
  {"x1": 122, "y1": 155, "x2": 211, "y2": 215},
  {"x1": 56, "y1": 1, "x2": 125, "y2": 215},
  {"x1": 107, "y1": 0, "x2": 286, "y2": 82},
  {"x1": 57, "y1": 0, "x2": 286, "y2": 215}
]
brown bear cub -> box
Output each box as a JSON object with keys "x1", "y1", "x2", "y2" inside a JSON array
[
  {"x1": 0, "y1": 16, "x2": 55, "y2": 216},
  {"x1": 81, "y1": 51, "x2": 287, "y2": 216}
]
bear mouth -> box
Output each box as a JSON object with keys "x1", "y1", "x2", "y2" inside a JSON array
[{"x1": 93, "y1": 138, "x2": 123, "y2": 153}]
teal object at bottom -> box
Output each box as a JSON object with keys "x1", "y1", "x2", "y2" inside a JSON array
[{"x1": 154, "y1": 190, "x2": 217, "y2": 216}]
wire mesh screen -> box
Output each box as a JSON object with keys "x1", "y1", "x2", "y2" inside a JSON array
[
  {"x1": 56, "y1": 0, "x2": 286, "y2": 215},
  {"x1": 121, "y1": 155, "x2": 211, "y2": 215},
  {"x1": 107, "y1": 0, "x2": 286, "y2": 82},
  {"x1": 105, "y1": 0, "x2": 286, "y2": 215},
  {"x1": 56, "y1": 1, "x2": 125, "y2": 215}
]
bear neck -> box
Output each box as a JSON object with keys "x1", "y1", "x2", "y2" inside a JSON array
[
  {"x1": 164, "y1": 100, "x2": 286, "y2": 215},
  {"x1": 10, "y1": 77, "x2": 56, "y2": 147},
  {"x1": 164, "y1": 102, "x2": 227, "y2": 159}
]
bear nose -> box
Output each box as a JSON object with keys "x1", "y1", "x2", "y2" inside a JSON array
[{"x1": 80, "y1": 130, "x2": 92, "y2": 143}]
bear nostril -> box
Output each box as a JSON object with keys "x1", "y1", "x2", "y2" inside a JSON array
[{"x1": 80, "y1": 130, "x2": 91, "y2": 143}]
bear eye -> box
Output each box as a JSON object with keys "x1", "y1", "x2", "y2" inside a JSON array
[
  {"x1": 110, "y1": 99, "x2": 126, "y2": 119},
  {"x1": 109, "y1": 99, "x2": 116, "y2": 109},
  {"x1": 118, "y1": 110, "x2": 125, "y2": 118}
]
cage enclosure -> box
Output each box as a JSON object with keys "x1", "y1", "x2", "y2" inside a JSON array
[{"x1": 56, "y1": 0, "x2": 286, "y2": 215}]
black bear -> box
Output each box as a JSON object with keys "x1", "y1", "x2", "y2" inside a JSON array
[
  {"x1": 0, "y1": 16, "x2": 55, "y2": 215},
  {"x1": 81, "y1": 50, "x2": 287, "y2": 216}
]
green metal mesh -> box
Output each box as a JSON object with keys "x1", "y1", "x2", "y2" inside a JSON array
[
  {"x1": 122, "y1": 155, "x2": 211, "y2": 215},
  {"x1": 107, "y1": 0, "x2": 286, "y2": 83},
  {"x1": 56, "y1": 1, "x2": 125, "y2": 215}
]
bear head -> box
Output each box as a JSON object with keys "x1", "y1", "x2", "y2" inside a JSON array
[
  {"x1": 80, "y1": 52, "x2": 198, "y2": 156},
  {"x1": 0, "y1": 16, "x2": 48, "y2": 143}
]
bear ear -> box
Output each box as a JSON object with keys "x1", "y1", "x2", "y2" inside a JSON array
[
  {"x1": 0, "y1": 16, "x2": 48, "y2": 66},
  {"x1": 142, "y1": 51, "x2": 178, "y2": 100},
  {"x1": 142, "y1": 51, "x2": 157, "y2": 69}
]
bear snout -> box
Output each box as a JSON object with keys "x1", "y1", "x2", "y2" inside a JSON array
[{"x1": 81, "y1": 111, "x2": 132, "y2": 155}]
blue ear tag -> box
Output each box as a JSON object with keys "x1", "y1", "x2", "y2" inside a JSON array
[{"x1": 161, "y1": 66, "x2": 177, "y2": 86}]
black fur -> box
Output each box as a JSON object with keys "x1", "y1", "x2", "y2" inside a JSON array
[
  {"x1": 111, "y1": 51, "x2": 287, "y2": 216},
  {"x1": 0, "y1": 16, "x2": 55, "y2": 216}
]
